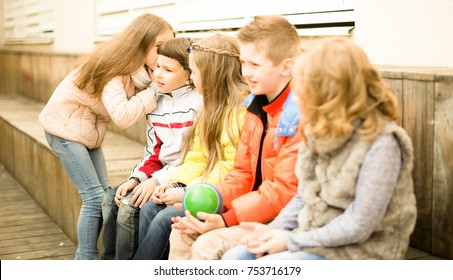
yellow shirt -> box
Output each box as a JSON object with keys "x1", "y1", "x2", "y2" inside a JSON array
[{"x1": 169, "y1": 104, "x2": 247, "y2": 187}]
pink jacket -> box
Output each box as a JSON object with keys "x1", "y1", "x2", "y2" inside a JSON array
[{"x1": 39, "y1": 67, "x2": 157, "y2": 149}]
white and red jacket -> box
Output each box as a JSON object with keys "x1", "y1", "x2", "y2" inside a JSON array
[{"x1": 129, "y1": 84, "x2": 202, "y2": 184}]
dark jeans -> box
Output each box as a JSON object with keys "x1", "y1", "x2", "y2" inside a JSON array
[
  {"x1": 101, "y1": 186, "x2": 140, "y2": 260},
  {"x1": 133, "y1": 202, "x2": 184, "y2": 260}
]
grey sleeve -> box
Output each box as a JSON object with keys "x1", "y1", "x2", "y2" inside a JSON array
[
  {"x1": 268, "y1": 194, "x2": 304, "y2": 230},
  {"x1": 286, "y1": 134, "x2": 402, "y2": 251}
]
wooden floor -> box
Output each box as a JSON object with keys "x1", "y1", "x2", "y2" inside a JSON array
[
  {"x1": 0, "y1": 163, "x2": 76, "y2": 260},
  {"x1": 0, "y1": 162, "x2": 444, "y2": 260}
]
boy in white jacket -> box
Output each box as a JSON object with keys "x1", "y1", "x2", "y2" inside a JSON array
[{"x1": 101, "y1": 37, "x2": 202, "y2": 260}]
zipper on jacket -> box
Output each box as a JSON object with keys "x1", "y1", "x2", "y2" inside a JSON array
[
  {"x1": 94, "y1": 114, "x2": 100, "y2": 147},
  {"x1": 168, "y1": 97, "x2": 174, "y2": 129}
]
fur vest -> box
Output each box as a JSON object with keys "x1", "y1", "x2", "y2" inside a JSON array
[{"x1": 296, "y1": 121, "x2": 417, "y2": 259}]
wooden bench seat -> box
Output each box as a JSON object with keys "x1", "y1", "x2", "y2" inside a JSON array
[
  {"x1": 0, "y1": 94, "x2": 446, "y2": 260},
  {"x1": 0, "y1": 95, "x2": 145, "y2": 243},
  {"x1": 0, "y1": 160, "x2": 442, "y2": 260}
]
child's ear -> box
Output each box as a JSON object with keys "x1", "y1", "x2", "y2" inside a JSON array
[
  {"x1": 280, "y1": 58, "x2": 294, "y2": 77},
  {"x1": 185, "y1": 70, "x2": 192, "y2": 85}
]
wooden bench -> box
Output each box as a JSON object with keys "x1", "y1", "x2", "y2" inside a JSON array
[
  {"x1": 0, "y1": 163, "x2": 77, "y2": 260},
  {"x1": 0, "y1": 160, "x2": 443, "y2": 260},
  {"x1": 1, "y1": 50, "x2": 452, "y2": 259},
  {"x1": 0, "y1": 95, "x2": 447, "y2": 260},
  {"x1": 0, "y1": 95, "x2": 145, "y2": 244}
]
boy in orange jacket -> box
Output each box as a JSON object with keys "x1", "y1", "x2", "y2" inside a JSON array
[{"x1": 168, "y1": 15, "x2": 302, "y2": 260}]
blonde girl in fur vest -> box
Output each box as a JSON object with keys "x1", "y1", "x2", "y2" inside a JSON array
[{"x1": 222, "y1": 37, "x2": 417, "y2": 260}]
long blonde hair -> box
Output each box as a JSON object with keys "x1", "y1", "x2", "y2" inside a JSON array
[
  {"x1": 181, "y1": 33, "x2": 249, "y2": 175},
  {"x1": 293, "y1": 37, "x2": 399, "y2": 144},
  {"x1": 75, "y1": 13, "x2": 173, "y2": 97}
]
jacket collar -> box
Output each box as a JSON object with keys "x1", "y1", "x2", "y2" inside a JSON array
[
  {"x1": 157, "y1": 85, "x2": 198, "y2": 99},
  {"x1": 242, "y1": 84, "x2": 301, "y2": 150}
]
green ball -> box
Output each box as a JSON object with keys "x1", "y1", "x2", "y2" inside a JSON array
[{"x1": 182, "y1": 183, "x2": 223, "y2": 217}]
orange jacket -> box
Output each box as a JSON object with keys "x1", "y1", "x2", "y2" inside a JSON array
[{"x1": 218, "y1": 85, "x2": 301, "y2": 226}]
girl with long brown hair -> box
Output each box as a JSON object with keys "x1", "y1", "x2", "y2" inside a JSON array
[{"x1": 39, "y1": 13, "x2": 174, "y2": 259}]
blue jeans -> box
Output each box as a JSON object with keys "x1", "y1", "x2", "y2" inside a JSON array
[
  {"x1": 101, "y1": 186, "x2": 140, "y2": 259},
  {"x1": 45, "y1": 131, "x2": 108, "y2": 260},
  {"x1": 133, "y1": 202, "x2": 184, "y2": 260},
  {"x1": 221, "y1": 245, "x2": 325, "y2": 260}
]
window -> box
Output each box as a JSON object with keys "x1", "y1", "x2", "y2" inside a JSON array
[
  {"x1": 95, "y1": 0, "x2": 354, "y2": 40},
  {"x1": 3, "y1": 0, "x2": 55, "y2": 44},
  {"x1": 3, "y1": 0, "x2": 354, "y2": 45},
  {"x1": 176, "y1": 0, "x2": 354, "y2": 37},
  {"x1": 95, "y1": 0, "x2": 177, "y2": 41}
]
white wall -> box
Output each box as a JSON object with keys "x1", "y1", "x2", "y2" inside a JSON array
[
  {"x1": 354, "y1": 0, "x2": 453, "y2": 67},
  {"x1": 53, "y1": 0, "x2": 94, "y2": 53},
  {"x1": 0, "y1": 0, "x2": 4, "y2": 47},
  {"x1": 2, "y1": 0, "x2": 453, "y2": 68}
]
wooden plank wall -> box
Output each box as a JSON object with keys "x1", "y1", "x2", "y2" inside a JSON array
[
  {"x1": 1, "y1": 51, "x2": 452, "y2": 259},
  {"x1": 0, "y1": 51, "x2": 147, "y2": 145},
  {"x1": 431, "y1": 74, "x2": 453, "y2": 258},
  {"x1": 380, "y1": 67, "x2": 453, "y2": 259}
]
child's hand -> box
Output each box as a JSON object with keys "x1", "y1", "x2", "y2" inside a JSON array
[
  {"x1": 114, "y1": 180, "x2": 137, "y2": 206},
  {"x1": 152, "y1": 184, "x2": 173, "y2": 204},
  {"x1": 171, "y1": 210, "x2": 225, "y2": 235},
  {"x1": 172, "y1": 203, "x2": 183, "y2": 210},
  {"x1": 246, "y1": 229, "x2": 287, "y2": 256},
  {"x1": 239, "y1": 222, "x2": 287, "y2": 256},
  {"x1": 239, "y1": 222, "x2": 269, "y2": 246},
  {"x1": 130, "y1": 178, "x2": 157, "y2": 208},
  {"x1": 160, "y1": 187, "x2": 184, "y2": 206}
]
